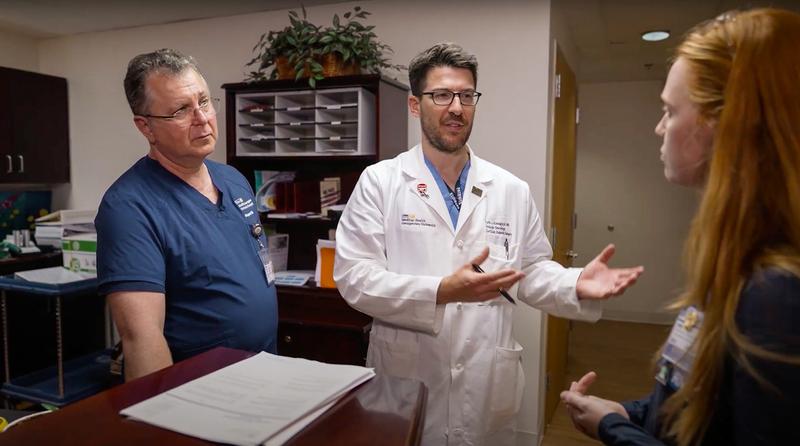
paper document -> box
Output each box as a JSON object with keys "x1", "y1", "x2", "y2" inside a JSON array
[
  {"x1": 274, "y1": 270, "x2": 314, "y2": 287},
  {"x1": 14, "y1": 266, "x2": 93, "y2": 284},
  {"x1": 35, "y1": 209, "x2": 96, "y2": 224},
  {"x1": 121, "y1": 352, "x2": 374, "y2": 446}
]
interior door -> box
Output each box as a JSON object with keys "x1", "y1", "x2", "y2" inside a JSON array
[{"x1": 544, "y1": 43, "x2": 578, "y2": 427}]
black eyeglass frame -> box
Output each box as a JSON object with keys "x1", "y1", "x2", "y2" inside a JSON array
[{"x1": 420, "y1": 90, "x2": 483, "y2": 106}]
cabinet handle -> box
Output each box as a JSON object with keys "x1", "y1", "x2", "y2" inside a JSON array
[
  {"x1": 16, "y1": 155, "x2": 24, "y2": 174},
  {"x1": 283, "y1": 335, "x2": 292, "y2": 344},
  {"x1": 4, "y1": 155, "x2": 11, "y2": 174}
]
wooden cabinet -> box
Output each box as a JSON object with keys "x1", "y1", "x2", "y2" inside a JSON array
[
  {"x1": 276, "y1": 285, "x2": 371, "y2": 365},
  {"x1": 0, "y1": 66, "x2": 70, "y2": 183},
  {"x1": 222, "y1": 75, "x2": 409, "y2": 366}
]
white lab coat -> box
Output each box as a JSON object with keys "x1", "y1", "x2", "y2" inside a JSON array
[{"x1": 334, "y1": 145, "x2": 601, "y2": 446}]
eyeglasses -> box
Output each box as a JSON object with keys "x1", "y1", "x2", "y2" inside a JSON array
[
  {"x1": 140, "y1": 97, "x2": 219, "y2": 125},
  {"x1": 421, "y1": 90, "x2": 482, "y2": 106}
]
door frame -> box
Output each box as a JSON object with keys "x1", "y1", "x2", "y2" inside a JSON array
[{"x1": 539, "y1": 39, "x2": 579, "y2": 432}]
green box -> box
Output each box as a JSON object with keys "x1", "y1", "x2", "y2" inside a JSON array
[{"x1": 62, "y1": 233, "x2": 97, "y2": 275}]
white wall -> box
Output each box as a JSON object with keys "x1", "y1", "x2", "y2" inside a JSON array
[
  {"x1": 36, "y1": 1, "x2": 554, "y2": 441},
  {"x1": 0, "y1": 28, "x2": 38, "y2": 71},
  {"x1": 574, "y1": 81, "x2": 698, "y2": 324}
]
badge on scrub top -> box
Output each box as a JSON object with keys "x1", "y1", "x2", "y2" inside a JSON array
[
  {"x1": 658, "y1": 306, "x2": 704, "y2": 390},
  {"x1": 252, "y1": 224, "x2": 276, "y2": 286}
]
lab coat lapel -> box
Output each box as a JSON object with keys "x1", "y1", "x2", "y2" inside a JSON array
[
  {"x1": 400, "y1": 145, "x2": 455, "y2": 235},
  {"x1": 455, "y1": 147, "x2": 491, "y2": 233}
]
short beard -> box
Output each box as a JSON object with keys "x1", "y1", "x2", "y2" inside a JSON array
[{"x1": 422, "y1": 115, "x2": 472, "y2": 153}]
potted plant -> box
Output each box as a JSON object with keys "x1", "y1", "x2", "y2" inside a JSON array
[
  {"x1": 316, "y1": 6, "x2": 405, "y2": 77},
  {"x1": 246, "y1": 6, "x2": 404, "y2": 87},
  {"x1": 246, "y1": 6, "x2": 324, "y2": 86}
]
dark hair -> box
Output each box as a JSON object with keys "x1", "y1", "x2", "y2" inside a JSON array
[
  {"x1": 407, "y1": 42, "x2": 478, "y2": 96},
  {"x1": 123, "y1": 48, "x2": 199, "y2": 115}
]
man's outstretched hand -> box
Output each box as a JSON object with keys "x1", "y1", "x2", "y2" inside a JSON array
[
  {"x1": 576, "y1": 244, "x2": 643, "y2": 300},
  {"x1": 437, "y1": 247, "x2": 525, "y2": 305}
]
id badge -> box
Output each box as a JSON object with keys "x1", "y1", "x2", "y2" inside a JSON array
[
  {"x1": 661, "y1": 306, "x2": 703, "y2": 381},
  {"x1": 257, "y1": 245, "x2": 275, "y2": 286}
]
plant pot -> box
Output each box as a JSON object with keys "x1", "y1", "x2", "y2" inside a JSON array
[
  {"x1": 320, "y1": 53, "x2": 361, "y2": 77},
  {"x1": 275, "y1": 56, "x2": 296, "y2": 80}
]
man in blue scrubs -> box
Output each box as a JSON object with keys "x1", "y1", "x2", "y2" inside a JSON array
[{"x1": 96, "y1": 49, "x2": 278, "y2": 381}]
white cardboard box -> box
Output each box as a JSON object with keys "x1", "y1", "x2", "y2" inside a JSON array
[{"x1": 62, "y1": 233, "x2": 97, "y2": 275}]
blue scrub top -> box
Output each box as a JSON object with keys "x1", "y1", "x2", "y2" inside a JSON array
[
  {"x1": 96, "y1": 157, "x2": 278, "y2": 361},
  {"x1": 424, "y1": 155, "x2": 471, "y2": 229}
]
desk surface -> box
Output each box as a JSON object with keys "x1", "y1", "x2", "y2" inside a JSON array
[
  {"x1": 0, "y1": 347, "x2": 426, "y2": 445},
  {"x1": 0, "y1": 251, "x2": 62, "y2": 276}
]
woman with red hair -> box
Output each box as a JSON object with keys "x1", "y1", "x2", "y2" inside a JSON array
[{"x1": 562, "y1": 8, "x2": 800, "y2": 445}]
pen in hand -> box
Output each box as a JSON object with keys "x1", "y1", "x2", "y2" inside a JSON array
[{"x1": 471, "y1": 264, "x2": 517, "y2": 305}]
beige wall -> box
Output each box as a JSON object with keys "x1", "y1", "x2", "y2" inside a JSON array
[
  {"x1": 0, "y1": 28, "x2": 38, "y2": 71},
  {"x1": 574, "y1": 81, "x2": 699, "y2": 324},
  {"x1": 35, "y1": 0, "x2": 555, "y2": 442}
]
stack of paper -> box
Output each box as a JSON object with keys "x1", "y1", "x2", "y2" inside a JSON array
[
  {"x1": 120, "y1": 352, "x2": 375, "y2": 446},
  {"x1": 34, "y1": 209, "x2": 96, "y2": 248},
  {"x1": 14, "y1": 266, "x2": 93, "y2": 284}
]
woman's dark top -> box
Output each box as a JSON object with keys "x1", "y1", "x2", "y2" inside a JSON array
[{"x1": 598, "y1": 269, "x2": 800, "y2": 445}]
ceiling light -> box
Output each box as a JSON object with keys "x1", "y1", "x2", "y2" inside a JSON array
[{"x1": 641, "y1": 30, "x2": 670, "y2": 42}]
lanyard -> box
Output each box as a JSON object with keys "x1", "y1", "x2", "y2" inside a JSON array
[
  {"x1": 445, "y1": 180, "x2": 463, "y2": 211},
  {"x1": 251, "y1": 223, "x2": 266, "y2": 249}
]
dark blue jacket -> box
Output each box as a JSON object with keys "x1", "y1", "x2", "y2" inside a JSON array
[{"x1": 598, "y1": 269, "x2": 800, "y2": 445}]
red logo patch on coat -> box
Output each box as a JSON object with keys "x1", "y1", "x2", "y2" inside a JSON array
[{"x1": 417, "y1": 183, "x2": 429, "y2": 198}]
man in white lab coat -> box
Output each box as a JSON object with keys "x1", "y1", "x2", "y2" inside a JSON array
[{"x1": 334, "y1": 42, "x2": 643, "y2": 446}]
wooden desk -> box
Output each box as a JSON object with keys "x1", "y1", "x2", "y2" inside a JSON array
[
  {"x1": 0, "y1": 251, "x2": 62, "y2": 276},
  {"x1": 0, "y1": 347, "x2": 426, "y2": 445}
]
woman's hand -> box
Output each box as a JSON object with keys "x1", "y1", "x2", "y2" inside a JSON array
[{"x1": 561, "y1": 372, "x2": 627, "y2": 439}]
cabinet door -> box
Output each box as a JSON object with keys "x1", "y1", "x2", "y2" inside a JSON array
[
  {"x1": 278, "y1": 321, "x2": 368, "y2": 366},
  {"x1": 0, "y1": 67, "x2": 70, "y2": 184}
]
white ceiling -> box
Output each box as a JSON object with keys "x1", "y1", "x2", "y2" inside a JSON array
[
  {"x1": 559, "y1": 0, "x2": 800, "y2": 82},
  {"x1": 1, "y1": 0, "x2": 798, "y2": 82}
]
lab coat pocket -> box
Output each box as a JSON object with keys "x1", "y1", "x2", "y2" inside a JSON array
[
  {"x1": 488, "y1": 342, "x2": 525, "y2": 432},
  {"x1": 487, "y1": 241, "x2": 520, "y2": 264},
  {"x1": 367, "y1": 335, "x2": 419, "y2": 379}
]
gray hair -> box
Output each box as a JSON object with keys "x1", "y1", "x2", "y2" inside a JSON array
[
  {"x1": 408, "y1": 42, "x2": 478, "y2": 97},
  {"x1": 123, "y1": 48, "x2": 199, "y2": 115}
]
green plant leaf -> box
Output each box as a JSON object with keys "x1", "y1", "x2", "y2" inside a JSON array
[
  {"x1": 333, "y1": 14, "x2": 340, "y2": 27},
  {"x1": 295, "y1": 67, "x2": 305, "y2": 80},
  {"x1": 309, "y1": 76, "x2": 316, "y2": 88}
]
